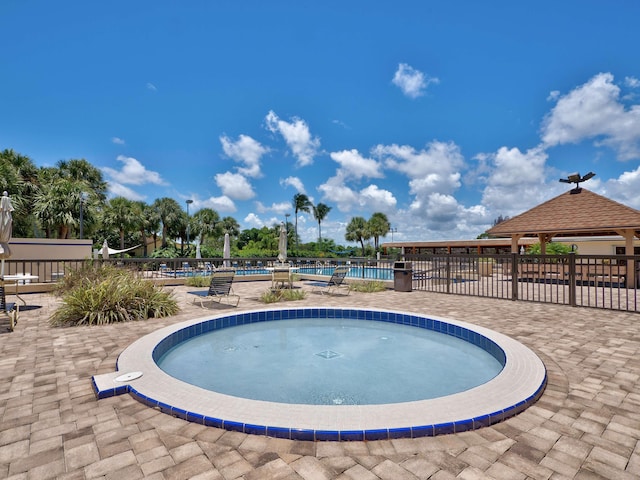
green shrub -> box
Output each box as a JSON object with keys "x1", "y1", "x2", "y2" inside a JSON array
[
  {"x1": 50, "y1": 266, "x2": 179, "y2": 326},
  {"x1": 350, "y1": 280, "x2": 387, "y2": 293},
  {"x1": 260, "y1": 288, "x2": 307, "y2": 303}
]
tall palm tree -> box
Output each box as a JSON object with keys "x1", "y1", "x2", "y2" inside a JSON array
[
  {"x1": 345, "y1": 216, "x2": 370, "y2": 256},
  {"x1": 57, "y1": 158, "x2": 107, "y2": 202},
  {"x1": 292, "y1": 193, "x2": 312, "y2": 252},
  {"x1": 192, "y1": 208, "x2": 221, "y2": 245},
  {"x1": 102, "y1": 197, "x2": 137, "y2": 256},
  {"x1": 312, "y1": 203, "x2": 331, "y2": 243},
  {"x1": 131, "y1": 201, "x2": 159, "y2": 257},
  {"x1": 152, "y1": 197, "x2": 183, "y2": 248},
  {"x1": 220, "y1": 216, "x2": 240, "y2": 237},
  {"x1": 368, "y1": 212, "x2": 391, "y2": 251}
]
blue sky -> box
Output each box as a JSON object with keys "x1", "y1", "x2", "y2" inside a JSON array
[{"x1": 2, "y1": 1, "x2": 640, "y2": 245}]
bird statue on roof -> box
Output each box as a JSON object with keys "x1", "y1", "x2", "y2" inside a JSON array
[{"x1": 559, "y1": 171, "x2": 595, "y2": 193}]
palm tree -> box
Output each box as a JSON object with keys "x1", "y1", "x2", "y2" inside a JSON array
[
  {"x1": 152, "y1": 197, "x2": 183, "y2": 248},
  {"x1": 56, "y1": 158, "x2": 107, "y2": 202},
  {"x1": 368, "y1": 212, "x2": 390, "y2": 251},
  {"x1": 0, "y1": 149, "x2": 39, "y2": 237},
  {"x1": 192, "y1": 208, "x2": 221, "y2": 245},
  {"x1": 102, "y1": 197, "x2": 137, "y2": 256},
  {"x1": 220, "y1": 216, "x2": 241, "y2": 237},
  {"x1": 131, "y1": 201, "x2": 159, "y2": 257},
  {"x1": 33, "y1": 173, "x2": 80, "y2": 238},
  {"x1": 292, "y1": 193, "x2": 312, "y2": 252},
  {"x1": 345, "y1": 216, "x2": 370, "y2": 256},
  {"x1": 312, "y1": 203, "x2": 332, "y2": 243}
]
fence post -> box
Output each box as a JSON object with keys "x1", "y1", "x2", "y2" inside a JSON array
[
  {"x1": 446, "y1": 256, "x2": 451, "y2": 293},
  {"x1": 568, "y1": 252, "x2": 577, "y2": 307},
  {"x1": 511, "y1": 253, "x2": 519, "y2": 301}
]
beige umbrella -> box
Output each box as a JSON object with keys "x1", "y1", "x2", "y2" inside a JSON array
[
  {"x1": 101, "y1": 240, "x2": 109, "y2": 259},
  {"x1": 277, "y1": 221, "x2": 287, "y2": 264},
  {"x1": 0, "y1": 192, "x2": 14, "y2": 277}
]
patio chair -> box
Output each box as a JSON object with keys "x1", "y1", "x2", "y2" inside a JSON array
[
  {"x1": 0, "y1": 280, "x2": 18, "y2": 331},
  {"x1": 309, "y1": 265, "x2": 351, "y2": 295},
  {"x1": 271, "y1": 267, "x2": 292, "y2": 290},
  {"x1": 189, "y1": 270, "x2": 240, "y2": 307}
]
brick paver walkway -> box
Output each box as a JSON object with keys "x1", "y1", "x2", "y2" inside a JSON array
[{"x1": 1, "y1": 280, "x2": 639, "y2": 479}]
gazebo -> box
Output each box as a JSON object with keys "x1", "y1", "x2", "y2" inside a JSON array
[{"x1": 486, "y1": 187, "x2": 640, "y2": 288}]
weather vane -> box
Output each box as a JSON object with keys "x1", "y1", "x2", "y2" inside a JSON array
[{"x1": 559, "y1": 171, "x2": 595, "y2": 194}]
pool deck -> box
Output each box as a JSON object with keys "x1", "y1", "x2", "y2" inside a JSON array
[{"x1": 2, "y1": 281, "x2": 640, "y2": 479}]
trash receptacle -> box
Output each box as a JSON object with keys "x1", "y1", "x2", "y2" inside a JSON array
[{"x1": 393, "y1": 261, "x2": 413, "y2": 292}]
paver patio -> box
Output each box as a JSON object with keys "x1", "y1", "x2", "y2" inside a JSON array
[{"x1": 1, "y1": 280, "x2": 639, "y2": 479}]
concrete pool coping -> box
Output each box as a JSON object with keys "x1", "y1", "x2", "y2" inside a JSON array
[{"x1": 92, "y1": 307, "x2": 547, "y2": 441}]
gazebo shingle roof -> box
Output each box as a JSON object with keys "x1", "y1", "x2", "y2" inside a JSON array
[{"x1": 486, "y1": 188, "x2": 640, "y2": 237}]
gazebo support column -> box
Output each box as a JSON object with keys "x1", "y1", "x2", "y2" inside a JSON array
[
  {"x1": 510, "y1": 234, "x2": 525, "y2": 253},
  {"x1": 615, "y1": 229, "x2": 636, "y2": 289},
  {"x1": 537, "y1": 233, "x2": 555, "y2": 255}
]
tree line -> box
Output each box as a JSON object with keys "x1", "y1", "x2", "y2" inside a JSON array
[{"x1": 1, "y1": 148, "x2": 391, "y2": 257}]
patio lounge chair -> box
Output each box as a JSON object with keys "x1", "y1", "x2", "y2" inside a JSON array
[
  {"x1": 309, "y1": 265, "x2": 351, "y2": 295},
  {"x1": 271, "y1": 267, "x2": 292, "y2": 290},
  {"x1": 189, "y1": 270, "x2": 240, "y2": 307},
  {"x1": 0, "y1": 280, "x2": 18, "y2": 331}
]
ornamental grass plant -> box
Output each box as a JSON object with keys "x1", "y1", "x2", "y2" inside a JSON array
[{"x1": 50, "y1": 264, "x2": 179, "y2": 326}]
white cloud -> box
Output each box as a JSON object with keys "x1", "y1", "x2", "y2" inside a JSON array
[
  {"x1": 255, "y1": 201, "x2": 290, "y2": 215},
  {"x1": 102, "y1": 155, "x2": 167, "y2": 186},
  {"x1": 358, "y1": 185, "x2": 396, "y2": 212},
  {"x1": 317, "y1": 176, "x2": 360, "y2": 212},
  {"x1": 330, "y1": 149, "x2": 383, "y2": 180},
  {"x1": 107, "y1": 182, "x2": 145, "y2": 201},
  {"x1": 374, "y1": 141, "x2": 464, "y2": 209},
  {"x1": 146, "y1": 82, "x2": 157, "y2": 91},
  {"x1": 214, "y1": 172, "x2": 255, "y2": 200},
  {"x1": 478, "y1": 146, "x2": 553, "y2": 218},
  {"x1": 601, "y1": 166, "x2": 640, "y2": 209},
  {"x1": 392, "y1": 63, "x2": 438, "y2": 99},
  {"x1": 244, "y1": 213, "x2": 264, "y2": 228},
  {"x1": 625, "y1": 76, "x2": 640, "y2": 88},
  {"x1": 220, "y1": 134, "x2": 267, "y2": 178},
  {"x1": 111, "y1": 137, "x2": 125, "y2": 145},
  {"x1": 265, "y1": 110, "x2": 320, "y2": 167},
  {"x1": 280, "y1": 176, "x2": 306, "y2": 193},
  {"x1": 541, "y1": 72, "x2": 640, "y2": 160},
  {"x1": 200, "y1": 195, "x2": 236, "y2": 213}
]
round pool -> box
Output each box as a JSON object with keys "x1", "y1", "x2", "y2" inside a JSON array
[
  {"x1": 156, "y1": 318, "x2": 504, "y2": 405},
  {"x1": 94, "y1": 308, "x2": 547, "y2": 441}
]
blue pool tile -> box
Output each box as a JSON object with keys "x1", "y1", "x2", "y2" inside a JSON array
[
  {"x1": 170, "y1": 406, "x2": 188, "y2": 420},
  {"x1": 186, "y1": 411, "x2": 205, "y2": 424},
  {"x1": 411, "y1": 425, "x2": 434, "y2": 438},
  {"x1": 244, "y1": 423, "x2": 267, "y2": 436},
  {"x1": 266, "y1": 426, "x2": 291, "y2": 439},
  {"x1": 340, "y1": 430, "x2": 364, "y2": 441},
  {"x1": 454, "y1": 419, "x2": 474, "y2": 433},
  {"x1": 433, "y1": 422, "x2": 455, "y2": 436},
  {"x1": 203, "y1": 416, "x2": 223, "y2": 429},
  {"x1": 315, "y1": 430, "x2": 340, "y2": 442},
  {"x1": 364, "y1": 429, "x2": 389, "y2": 441},
  {"x1": 473, "y1": 414, "x2": 492, "y2": 429},
  {"x1": 290, "y1": 429, "x2": 315, "y2": 442},
  {"x1": 223, "y1": 420, "x2": 245, "y2": 433}
]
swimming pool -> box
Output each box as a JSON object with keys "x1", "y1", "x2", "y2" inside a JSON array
[
  {"x1": 297, "y1": 265, "x2": 393, "y2": 280},
  {"x1": 93, "y1": 308, "x2": 546, "y2": 441},
  {"x1": 156, "y1": 317, "x2": 504, "y2": 405}
]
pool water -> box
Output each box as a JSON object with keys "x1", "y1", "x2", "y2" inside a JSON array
[{"x1": 157, "y1": 317, "x2": 503, "y2": 405}]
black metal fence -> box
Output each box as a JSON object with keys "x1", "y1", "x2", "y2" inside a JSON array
[
  {"x1": 4, "y1": 253, "x2": 639, "y2": 313},
  {"x1": 406, "y1": 253, "x2": 639, "y2": 313}
]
